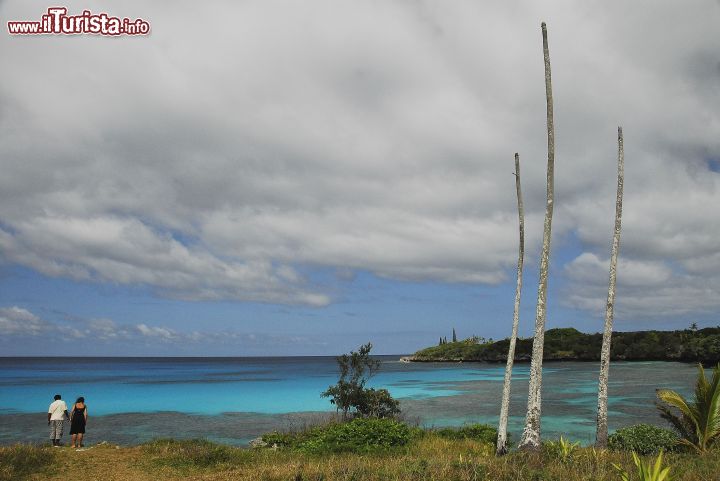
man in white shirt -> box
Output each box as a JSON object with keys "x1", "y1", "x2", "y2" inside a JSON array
[{"x1": 48, "y1": 394, "x2": 69, "y2": 446}]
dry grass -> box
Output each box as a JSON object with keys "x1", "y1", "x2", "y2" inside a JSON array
[
  {"x1": 3, "y1": 436, "x2": 720, "y2": 481},
  {"x1": 0, "y1": 444, "x2": 56, "y2": 481}
]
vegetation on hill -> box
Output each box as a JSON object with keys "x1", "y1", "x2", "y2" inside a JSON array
[{"x1": 410, "y1": 326, "x2": 720, "y2": 363}]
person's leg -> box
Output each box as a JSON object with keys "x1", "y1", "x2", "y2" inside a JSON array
[
  {"x1": 50, "y1": 421, "x2": 62, "y2": 446},
  {"x1": 71, "y1": 433, "x2": 77, "y2": 448},
  {"x1": 77, "y1": 433, "x2": 84, "y2": 447}
]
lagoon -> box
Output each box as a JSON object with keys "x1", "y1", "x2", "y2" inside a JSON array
[{"x1": 0, "y1": 357, "x2": 693, "y2": 445}]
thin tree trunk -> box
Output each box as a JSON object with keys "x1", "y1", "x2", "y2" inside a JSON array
[
  {"x1": 518, "y1": 21, "x2": 555, "y2": 451},
  {"x1": 496, "y1": 153, "x2": 525, "y2": 456},
  {"x1": 595, "y1": 126, "x2": 624, "y2": 448}
]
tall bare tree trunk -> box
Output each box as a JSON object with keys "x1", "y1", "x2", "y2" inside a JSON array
[
  {"x1": 595, "y1": 126, "x2": 624, "y2": 448},
  {"x1": 518, "y1": 21, "x2": 555, "y2": 451},
  {"x1": 496, "y1": 153, "x2": 525, "y2": 456}
]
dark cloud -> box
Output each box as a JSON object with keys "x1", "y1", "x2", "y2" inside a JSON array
[{"x1": 0, "y1": 0, "x2": 718, "y2": 319}]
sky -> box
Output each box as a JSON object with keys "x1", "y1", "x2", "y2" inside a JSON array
[{"x1": 1, "y1": 0, "x2": 719, "y2": 356}]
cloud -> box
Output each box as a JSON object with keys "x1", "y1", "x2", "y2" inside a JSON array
[
  {"x1": 0, "y1": 216, "x2": 328, "y2": 305},
  {"x1": 0, "y1": 306, "x2": 52, "y2": 336},
  {"x1": 0, "y1": 306, "x2": 321, "y2": 353},
  {"x1": 0, "y1": 0, "x2": 719, "y2": 319},
  {"x1": 563, "y1": 253, "x2": 720, "y2": 319},
  {"x1": 136, "y1": 323, "x2": 177, "y2": 340},
  {"x1": 565, "y1": 253, "x2": 672, "y2": 288}
]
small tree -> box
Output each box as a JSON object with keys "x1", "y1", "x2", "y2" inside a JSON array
[
  {"x1": 322, "y1": 343, "x2": 399, "y2": 419},
  {"x1": 452, "y1": 328, "x2": 458, "y2": 343}
]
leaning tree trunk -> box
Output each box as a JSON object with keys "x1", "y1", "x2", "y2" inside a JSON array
[
  {"x1": 496, "y1": 153, "x2": 525, "y2": 456},
  {"x1": 518, "y1": 21, "x2": 555, "y2": 451},
  {"x1": 595, "y1": 126, "x2": 625, "y2": 448}
]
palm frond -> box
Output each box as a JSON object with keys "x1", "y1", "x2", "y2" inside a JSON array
[
  {"x1": 657, "y1": 389, "x2": 695, "y2": 419},
  {"x1": 700, "y1": 365, "x2": 720, "y2": 449},
  {"x1": 656, "y1": 401, "x2": 695, "y2": 442},
  {"x1": 656, "y1": 363, "x2": 720, "y2": 453}
]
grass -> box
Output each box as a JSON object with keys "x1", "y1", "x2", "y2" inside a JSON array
[
  {"x1": 0, "y1": 444, "x2": 56, "y2": 481},
  {"x1": 2, "y1": 435, "x2": 720, "y2": 481}
]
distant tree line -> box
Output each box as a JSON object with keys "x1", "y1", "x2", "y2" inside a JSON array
[
  {"x1": 438, "y1": 328, "x2": 492, "y2": 346},
  {"x1": 414, "y1": 326, "x2": 720, "y2": 364}
]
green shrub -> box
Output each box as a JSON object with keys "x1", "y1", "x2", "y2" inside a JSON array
[
  {"x1": 355, "y1": 388, "x2": 401, "y2": 419},
  {"x1": 262, "y1": 418, "x2": 420, "y2": 454},
  {"x1": 613, "y1": 451, "x2": 672, "y2": 481},
  {"x1": 0, "y1": 444, "x2": 56, "y2": 481},
  {"x1": 434, "y1": 423, "x2": 498, "y2": 443},
  {"x1": 608, "y1": 424, "x2": 678, "y2": 455},
  {"x1": 543, "y1": 436, "x2": 580, "y2": 463},
  {"x1": 261, "y1": 431, "x2": 299, "y2": 448}
]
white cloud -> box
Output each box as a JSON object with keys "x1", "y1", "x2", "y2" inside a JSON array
[
  {"x1": 565, "y1": 253, "x2": 672, "y2": 288},
  {"x1": 563, "y1": 253, "x2": 720, "y2": 319},
  {"x1": 0, "y1": 306, "x2": 51, "y2": 336},
  {"x1": 0, "y1": 216, "x2": 328, "y2": 305},
  {"x1": 0, "y1": 307, "x2": 319, "y2": 352},
  {"x1": 136, "y1": 323, "x2": 177, "y2": 341}
]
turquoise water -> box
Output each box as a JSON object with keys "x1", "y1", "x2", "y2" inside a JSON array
[
  {"x1": 0, "y1": 357, "x2": 694, "y2": 445},
  {"x1": 0, "y1": 357, "x2": 500, "y2": 415}
]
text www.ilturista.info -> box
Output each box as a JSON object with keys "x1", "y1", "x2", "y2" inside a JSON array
[{"x1": 8, "y1": 7, "x2": 150, "y2": 36}]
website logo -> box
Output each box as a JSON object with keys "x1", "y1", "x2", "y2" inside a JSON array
[{"x1": 8, "y1": 7, "x2": 150, "y2": 36}]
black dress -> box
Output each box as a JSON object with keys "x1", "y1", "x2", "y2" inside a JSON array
[{"x1": 70, "y1": 405, "x2": 86, "y2": 434}]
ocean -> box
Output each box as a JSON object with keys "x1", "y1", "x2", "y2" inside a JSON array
[{"x1": 0, "y1": 357, "x2": 694, "y2": 446}]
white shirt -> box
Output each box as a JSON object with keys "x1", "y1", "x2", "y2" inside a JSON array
[{"x1": 48, "y1": 400, "x2": 67, "y2": 421}]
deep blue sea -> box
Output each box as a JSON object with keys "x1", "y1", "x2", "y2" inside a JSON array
[{"x1": 0, "y1": 357, "x2": 694, "y2": 446}]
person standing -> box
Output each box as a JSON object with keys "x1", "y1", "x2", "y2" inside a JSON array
[
  {"x1": 47, "y1": 394, "x2": 69, "y2": 447},
  {"x1": 69, "y1": 396, "x2": 88, "y2": 448}
]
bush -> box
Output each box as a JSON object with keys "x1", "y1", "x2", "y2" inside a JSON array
[
  {"x1": 0, "y1": 444, "x2": 55, "y2": 481},
  {"x1": 613, "y1": 451, "x2": 672, "y2": 481},
  {"x1": 262, "y1": 418, "x2": 420, "y2": 454},
  {"x1": 433, "y1": 423, "x2": 498, "y2": 443},
  {"x1": 608, "y1": 424, "x2": 678, "y2": 455},
  {"x1": 543, "y1": 436, "x2": 580, "y2": 464},
  {"x1": 356, "y1": 388, "x2": 401, "y2": 418}
]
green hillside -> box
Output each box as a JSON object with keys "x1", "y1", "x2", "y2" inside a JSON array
[{"x1": 410, "y1": 326, "x2": 720, "y2": 363}]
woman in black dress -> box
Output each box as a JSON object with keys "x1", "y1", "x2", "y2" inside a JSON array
[{"x1": 70, "y1": 396, "x2": 88, "y2": 448}]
